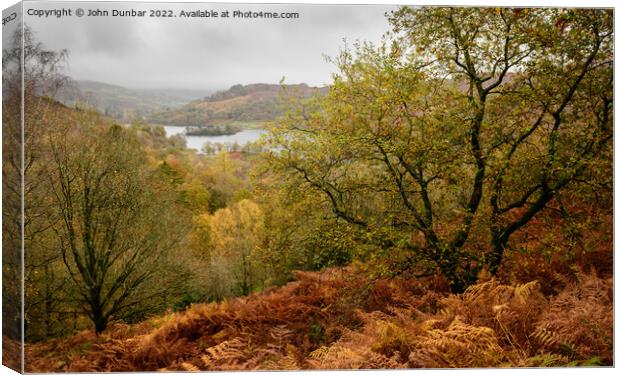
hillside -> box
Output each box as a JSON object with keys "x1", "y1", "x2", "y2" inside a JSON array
[
  {"x1": 57, "y1": 80, "x2": 212, "y2": 122},
  {"x1": 147, "y1": 83, "x2": 328, "y2": 127},
  {"x1": 25, "y1": 259, "x2": 613, "y2": 371}
]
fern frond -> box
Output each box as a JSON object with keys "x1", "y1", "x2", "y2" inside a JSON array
[
  {"x1": 180, "y1": 362, "x2": 200, "y2": 371},
  {"x1": 514, "y1": 281, "x2": 539, "y2": 303}
]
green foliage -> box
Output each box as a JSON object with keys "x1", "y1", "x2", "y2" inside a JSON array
[
  {"x1": 567, "y1": 356, "x2": 603, "y2": 367},
  {"x1": 158, "y1": 161, "x2": 185, "y2": 186},
  {"x1": 310, "y1": 322, "x2": 326, "y2": 345},
  {"x1": 172, "y1": 293, "x2": 200, "y2": 312},
  {"x1": 178, "y1": 180, "x2": 212, "y2": 213}
]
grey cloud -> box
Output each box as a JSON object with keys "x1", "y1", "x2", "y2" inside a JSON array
[{"x1": 23, "y1": 1, "x2": 398, "y2": 90}]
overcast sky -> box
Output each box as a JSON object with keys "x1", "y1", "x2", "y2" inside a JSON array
[{"x1": 22, "y1": 1, "x2": 397, "y2": 90}]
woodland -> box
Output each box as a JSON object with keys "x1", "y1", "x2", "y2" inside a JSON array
[{"x1": 1, "y1": 7, "x2": 614, "y2": 370}]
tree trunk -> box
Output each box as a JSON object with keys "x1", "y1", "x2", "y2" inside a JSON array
[
  {"x1": 489, "y1": 232, "x2": 509, "y2": 275},
  {"x1": 92, "y1": 309, "x2": 107, "y2": 334},
  {"x1": 90, "y1": 288, "x2": 108, "y2": 334},
  {"x1": 438, "y1": 254, "x2": 481, "y2": 294}
]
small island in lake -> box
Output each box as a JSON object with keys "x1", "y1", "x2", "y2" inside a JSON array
[{"x1": 185, "y1": 124, "x2": 241, "y2": 136}]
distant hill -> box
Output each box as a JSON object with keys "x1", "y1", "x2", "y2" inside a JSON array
[
  {"x1": 57, "y1": 80, "x2": 213, "y2": 122},
  {"x1": 147, "y1": 83, "x2": 328, "y2": 127}
]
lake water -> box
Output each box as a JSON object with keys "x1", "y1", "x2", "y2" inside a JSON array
[{"x1": 163, "y1": 126, "x2": 268, "y2": 152}]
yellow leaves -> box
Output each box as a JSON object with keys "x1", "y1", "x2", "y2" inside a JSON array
[
  {"x1": 492, "y1": 303, "x2": 509, "y2": 313},
  {"x1": 180, "y1": 362, "x2": 200, "y2": 371},
  {"x1": 212, "y1": 328, "x2": 230, "y2": 341},
  {"x1": 189, "y1": 212, "x2": 212, "y2": 250},
  {"x1": 513, "y1": 280, "x2": 539, "y2": 303},
  {"x1": 532, "y1": 329, "x2": 560, "y2": 349},
  {"x1": 308, "y1": 345, "x2": 367, "y2": 369},
  {"x1": 200, "y1": 338, "x2": 248, "y2": 369},
  {"x1": 196, "y1": 199, "x2": 264, "y2": 258},
  {"x1": 410, "y1": 317, "x2": 504, "y2": 368},
  {"x1": 370, "y1": 320, "x2": 412, "y2": 355},
  {"x1": 420, "y1": 318, "x2": 443, "y2": 331},
  {"x1": 308, "y1": 346, "x2": 330, "y2": 361},
  {"x1": 190, "y1": 199, "x2": 265, "y2": 296}
]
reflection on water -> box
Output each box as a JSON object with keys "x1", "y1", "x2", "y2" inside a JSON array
[{"x1": 163, "y1": 126, "x2": 268, "y2": 152}]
